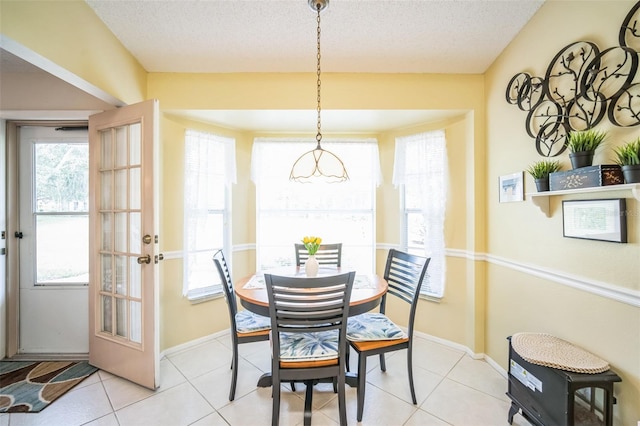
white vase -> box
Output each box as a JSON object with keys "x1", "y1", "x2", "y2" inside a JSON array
[{"x1": 305, "y1": 255, "x2": 319, "y2": 277}]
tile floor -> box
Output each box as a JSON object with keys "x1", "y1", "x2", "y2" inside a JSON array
[{"x1": 0, "y1": 334, "x2": 531, "y2": 426}]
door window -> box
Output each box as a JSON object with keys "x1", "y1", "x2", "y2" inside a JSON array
[{"x1": 33, "y1": 142, "x2": 89, "y2": 285}]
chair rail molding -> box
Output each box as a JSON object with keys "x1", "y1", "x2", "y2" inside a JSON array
[{"x1": 487, "y1": 253, "x2": 640, "y2": 308}]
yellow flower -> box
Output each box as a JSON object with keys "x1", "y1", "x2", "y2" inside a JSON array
[{"x1": 301, "y1": 236, "x2": 322, "y2": 255}]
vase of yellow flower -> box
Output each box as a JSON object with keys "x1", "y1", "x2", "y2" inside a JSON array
[{"x1": 302, "y1": 236, "x2": 322, "y2": 277}]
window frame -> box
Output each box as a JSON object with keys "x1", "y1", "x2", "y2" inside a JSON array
[
  {"x1": 252, "y1": 138, "x2": 380, "y2": 274},
  {"x1": 395, "y1": 130, "x2": 447, "y2": 299},
  {"x1": 183, "y1": 130, "x2": 235, "y2": 302}
]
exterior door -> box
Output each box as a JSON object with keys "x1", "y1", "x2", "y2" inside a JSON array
[
  {"x1": 18, "y1": 126, "x2": 89, "y2": 353},
  {"x1": 88, "y1": 99, "x2": 160, "y2": 390}
]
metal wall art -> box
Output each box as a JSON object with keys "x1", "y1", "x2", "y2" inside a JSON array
[{"x1": 506, "y1": 1, "x2": 640, "y2": 157}]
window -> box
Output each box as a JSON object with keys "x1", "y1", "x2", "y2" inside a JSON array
[
  {"x1": 183, "y1": 130, "x2": 236, "y2": 300},
  {"x1": 251, "y1": 138, "x2": 381, "y2": 273},
  {"x1": 29, "y1": 139, "x2": 89, "y2": 285},
  {"x1": 393, "y1": 130, "x2": 447, "y2": 298}
]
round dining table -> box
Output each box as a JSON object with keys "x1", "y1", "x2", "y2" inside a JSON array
[
  {"x1": 235, "y1": 266, "x2": 388, "y2": 318},
  {"x1": 234, "y1": 266, "x2": 388, "y2": 388}
]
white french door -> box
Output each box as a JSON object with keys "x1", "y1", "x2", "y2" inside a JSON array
[{"x1": 88, "y1": 99, "x2": 160, "y2": 390}]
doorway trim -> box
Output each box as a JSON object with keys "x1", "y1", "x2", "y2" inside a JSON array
[{"x1": 5, "y1": 119, "x2": 88, "y2": 358}]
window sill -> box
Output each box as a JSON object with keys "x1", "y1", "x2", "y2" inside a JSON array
[
  {"x1": 420, "y1": 294, "x2": 442, "y2": 303},
  {"x1": 186, "y1": 286, "x2": 224, "y2": 304}
]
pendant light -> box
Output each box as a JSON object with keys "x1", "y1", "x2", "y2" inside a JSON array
[{"x1": 289, "y1": 0, "x2": 349, "y2": 183}]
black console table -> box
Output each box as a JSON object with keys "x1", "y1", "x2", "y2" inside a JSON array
[{"x1": 507, "y1": 336, "x2": 621, "y2": 426}]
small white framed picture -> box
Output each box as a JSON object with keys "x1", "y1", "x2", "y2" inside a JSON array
[{"x1": 499, "y1": 172, "x2": 524, "y2": 203}]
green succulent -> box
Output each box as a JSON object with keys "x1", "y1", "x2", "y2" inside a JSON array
[
  {"x1": 613, "y1": 139, "x2": 640, "y2": 166},
  {"x1": 566, "y1": 129, "x2": 607, "y2": 153},
  {"x1": 526, "y1": 159, "x2": 562, "y2": 179}
]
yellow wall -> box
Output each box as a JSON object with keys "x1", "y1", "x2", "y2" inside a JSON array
[
  {"x1": 0, "y1": 0, "x2": 146, "y2": 104},
  {"x1": 485, "y1": 0, "x2": 640, "y2": 422},
  {"x1": 4, "y1": 0, "x2": 639, "y2": 423},
  {"x1": 158, "y1": 110, "x2": 480, "y2": 351}
]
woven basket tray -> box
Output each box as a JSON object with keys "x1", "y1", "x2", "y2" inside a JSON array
[{"x1": 511, "y1": 332, "x2": 609, "y2": 374}]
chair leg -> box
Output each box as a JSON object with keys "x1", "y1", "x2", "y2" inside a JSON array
[
  {"x1": 356, "y1": 354, "x2": 368, "y2": 422},
  {"x1": 345, "y1": 347, "x2": 350, "y2": 372},
  {"x1": 303, "y1": 380, "x2": 313, "y2": 426},
  {"x1": 379, "y1": 353, "x2": 386, "y2": 372},
  {"x1": 337, "y1": 373, "x2": 347, "y2": 426},
  {"x1": 229, "y1": 344, "x2": 239, "y2": 401},
  {"x1": 407, "y1": 346, "x2": 417, "y2": 404},
  {"x1": 272, "y1": 377, "x2": 281, "y2": 426}
]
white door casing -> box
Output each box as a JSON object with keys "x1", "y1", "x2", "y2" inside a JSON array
[
  {"x1": 88, "y1": 99, "x2": 160, "y2": 390},
  {"x1": 18, "y1": 126, "x2": 89, "y2": 354}
]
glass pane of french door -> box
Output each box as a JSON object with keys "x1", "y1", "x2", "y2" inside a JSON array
[{"x1": 98, "y1": 123, "x2": 143, "y2": 345}]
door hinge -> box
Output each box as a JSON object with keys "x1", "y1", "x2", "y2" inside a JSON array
[
  {"x1": 15, "y1": 231, "x2": 23, "y2": 239},
  {"x1": 0, "y1": 248, "x2": 5, "y2": 255}
]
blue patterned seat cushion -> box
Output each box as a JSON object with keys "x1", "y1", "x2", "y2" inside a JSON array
[
  {"x1": 347, "y1": 313, "x2": 407, "y2": 341},
  {"x1": 235, "y1": 310, "x2": 271, "y2": 333},
  {"x1": 275, "y1": 330, "x2": 339, "y2": 362}
]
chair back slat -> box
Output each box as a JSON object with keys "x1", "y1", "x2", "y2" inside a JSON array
[
  {"x1": 295, "y1": 243, "x2": 342, "y2": 267},
  {"x1": 265, "y1": 272, "x2": 355, "y2": 354},
  {"x1": 384, "y1": 250, "x2": 430, "y2": 306},
  {"x1": 213, "y1": 250, "x2": 238, "y2": 324}
]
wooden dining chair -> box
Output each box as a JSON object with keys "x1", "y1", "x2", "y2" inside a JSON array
[
  {"x1": 294, "y1": 242, "x2": 342, "y2": 267},
  {"x1": 213, "y1": 249, "x2": 271, "y2": 401},
  {"x1": 264, "y1": 271, "x2": 355, "y2": 426},
  {"x1": 346, "y1": 249, "x2": 431, "y2": 422}
]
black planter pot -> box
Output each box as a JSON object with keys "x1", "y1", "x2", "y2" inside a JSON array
[
  {"x1": 534, "y1": 178, "x2": 550, "y2": 192},
  {"x1": 622, "y1": 164, "x2": 640, "y2": 183},
  {"x1": 569, "y1": 151, "x2": 594, "y2": 169}
]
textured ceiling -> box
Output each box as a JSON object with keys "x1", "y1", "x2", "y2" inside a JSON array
[
  {"x1": 2, "y1": 0, "x2": 545, "y2": 129},
  {"x1": 85, "y1": 0, "x2": 544, "y2": 74}
]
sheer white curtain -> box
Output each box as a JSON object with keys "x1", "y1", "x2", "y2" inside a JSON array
[
  {"x1": 251, "y1": 137, "x2": 381, "y2": 273},
  {"x1": 393, "y1": 130, "x2": 447, "y2": 297},
  {"x1": 183, "y1": 130, "x2": 236, "y2": 297}
]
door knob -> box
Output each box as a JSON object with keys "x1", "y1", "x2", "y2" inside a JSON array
[{"x1": 137, "y1": 255, "x2": 151, "y2": 265}]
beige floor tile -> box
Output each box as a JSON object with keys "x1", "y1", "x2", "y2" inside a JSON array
[
  {"x1": 446, "y1": 355, "x2": 510, "y2": 402},
  {"x1": 404, "y1": 408, "x2": 453, "y2": 425},
  {"x1": 217, "y1": 386, "x2": 306, "y2": 426},
  {"x1": 10, "y1": 333, "x2": 522, "y2": 426},
  {"x1": 8, "y1": 381, "x2": 112, "y2": 426},
  {"x1": 340, "y1": 382, "x2": 417, "y2": 425},
  {"x1": 76, "y1": 370, "x2": 101, "y2": 390},
  {"x1": 167, "y1": 340, "x2": 233, "y2": 379},
  {"x1": 101, "y1": 356, "x2": 186, "y2": 411},
  {"x1": 102, "y1": 374, "x2": 155, "y2": 411},
  {"x1": 240, "y1": 342, "x2": 272, "y2": 373},
  {"x1": 366, "y1": 354, "x2": 445, "y2": 406},
  {"x1": 412, "y1": 338, "x2": 465, "y2": 377},
  {"x1": 421, "y1": 378, "x2": 513, "y2": 426},
  {"x1": 191, "y1": 411, "x2": 235, "y2": 425},
  {"x1": 115, "y1": 381, "x2": 214, "y2": 426},
  {"x1": 190, "y1": 359, "x2": 265, "y2": 409},
  {"x1": 84, "y1": 413, "x2": 121, "y2": 426}
]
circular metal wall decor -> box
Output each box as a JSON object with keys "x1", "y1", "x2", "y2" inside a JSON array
[{"x1": 506, "y1": 0, "x2": 640, "y2": 157}]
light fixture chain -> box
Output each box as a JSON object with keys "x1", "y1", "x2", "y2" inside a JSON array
[{"x1": 316, "y1": 5, "x2": 322, "y2": 144}]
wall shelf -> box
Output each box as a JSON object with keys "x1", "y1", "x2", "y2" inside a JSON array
[{"x1": 527, "y1": 183, "x2": 640, "y2": 217}]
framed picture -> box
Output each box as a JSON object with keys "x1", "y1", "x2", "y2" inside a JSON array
[
  {"x1": 499, "y1": 172, "x2": 524, "y2": 203},
  {"x1": 562, "y1": 199, "x2": 627, "y2": 243}
]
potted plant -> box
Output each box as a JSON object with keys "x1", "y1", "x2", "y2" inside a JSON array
[
  {"x1": 526, "y1": 159, "x2": 562, "y2": 192},
  {"x1": 566, "y1": 129, "x2": 607, "y2": 169},
  {"x1": 613, "y1": 138, "x2": 640, "y2": 183}
]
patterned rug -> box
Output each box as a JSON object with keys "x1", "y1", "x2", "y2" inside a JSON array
[{"x1": 0, "y1": 360, "x2": 98, "y2": 413}]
